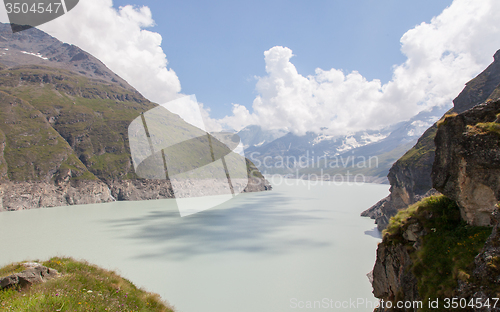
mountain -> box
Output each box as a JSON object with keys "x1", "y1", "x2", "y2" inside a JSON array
[
  {"x1": 0, "y1": 24, "x2": 134, "y2": 92},
  {"x1": 0, "y1": 23, "x2": 269, "y2": 211},
  {"x1": 241, "y1": 105, "x2": 447, "y2": 183},
  {"x1": 363, "y1": 49, "x2": 500, "y2": 230}
]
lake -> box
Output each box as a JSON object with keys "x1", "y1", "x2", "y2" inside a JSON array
[{"x1": 0, "y1": 180, "x2": 388, "y2": 312}]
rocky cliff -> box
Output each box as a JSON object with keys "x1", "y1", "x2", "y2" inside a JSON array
[
  {"x1": 0, "y1": 24, "x2": 270, "y2": 211},
  {"x1": 363, "y1": 49, "x2": 500, "y2": 231},
  {"x1": 432, "y1": 100, "x2": 500, "y2": 226},
  {"x1": 371, "y1": 99, "x2": 500, "y2": 311}
]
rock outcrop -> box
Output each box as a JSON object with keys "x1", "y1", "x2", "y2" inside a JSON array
[
  {"x1": 371, "y1": 53, "x2": 500, "y2": 310},
  {"x1": 432, "y1": 100, "x2": 500, "y2": 226},
  {"x1": 363, "y1": 49, "x2": 500, "y2": 230},
  {"x1": 104, "y1": 175, "x2": 271, "y2": 203},
  {"x1": 371, "y1": 99, "x2": 500, "y2": 311},
  {"x1": 0, "y1": 174, "x2": 272, "y2": 211},
  {"x1": 0, "y1": 263, "x2": 59, "y2": 290},
  {"x1": 0, "y1": 180, "x2": 113, "y2": 211},
  {"x1": 372, "y1": 243, "x2": 420, "y2": 308},
  {"x1": 464, "y1": 210, "x2": 500, "y2": 302}
]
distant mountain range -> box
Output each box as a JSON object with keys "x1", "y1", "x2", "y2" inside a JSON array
[{"x1": 237, "y1": 105, "x2": 449, "y2": 183}]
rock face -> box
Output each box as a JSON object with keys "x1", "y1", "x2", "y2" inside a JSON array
[
  {"x1": 104, "y1": 176, "x2": 271, "y2": 203},
  {"x1": 465, "y1": 210, "x2": 500, "y2": 302},
  {"x1": 370, "y1": 55, "x2": 500, "y2": 311},
  {"x1": 0, "y1": 175, "x2": 272, "y2": 211},
  {"x1": 0, "y1": 180, "x2": 113, "y2": 211},
  {"x1": 0, "y1": 264, "x2": 59, "y2": 290},
  {"x1": 372, "y1": 243, "x2": 420, "y2": 307},
  {"x1": 432, "y1": 100, "x2": 500, "y2": 226},
  {"x1": 370, "y1": 100, "x2": 500, "y2": 312},
  {"x1": 363, "y1": 49, "x2": 500, "y2": 230},
  {"x1": 372, "y1": 205, "x2": 500, "y2": 312},
  {"x1": 371, "y1": 209, "x2": 426, "y2": 312}
]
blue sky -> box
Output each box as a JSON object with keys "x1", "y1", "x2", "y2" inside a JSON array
[
  {"x1": 111, "y1": 0, "x2": 453, "y2": 119},
  {"x1": 18, "y1": 0, "x2": 499, "y2": 135}
]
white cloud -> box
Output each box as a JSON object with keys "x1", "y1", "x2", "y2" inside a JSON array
[
  {"x1": 32, "y1": 1, "x2": 223, "y2": 132},
  {"x1": 35, "y1": 0, "x2": 181, "y2": 104},
  {"x1": 1, "y1": 0, "x2": 221, "y2": 133},
  {"x1": 1, "y1": 0, "x2": 497, "y2": 137},
  {"x1": 220, "y1": 0, "x2": 500, "y2": 135}
]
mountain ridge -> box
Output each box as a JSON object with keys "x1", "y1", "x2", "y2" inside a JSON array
[{"x1": 0, "y1": 23, "x2": 270, "y2": 211}]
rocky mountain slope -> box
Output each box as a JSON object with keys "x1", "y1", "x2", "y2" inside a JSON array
[
  {"x1": 363, "y1": 49, "x2": 500, "y2": 230},
  {"x1": 0, "y1": 24, "x2": 134, "y2": 92},
  {"x1": 0, "y1": 24, "x2": 269, "y2": 211},
  {"x1": 371, "y1": 98, "x2": 500, "y2": 311}
]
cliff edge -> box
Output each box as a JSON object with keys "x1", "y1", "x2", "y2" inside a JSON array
[
  {"x1": 371, "y1": 99, "x2": 500, "y2": 311},
  {"x1": 363, "y1": 49, "x2": 500, "y2": 231}
]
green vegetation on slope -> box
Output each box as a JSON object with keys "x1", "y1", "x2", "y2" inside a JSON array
[
  {"x1": 396, "y1": 125, "x2": 437, "y2": 171},
  {"x1": 436, "y1": 113, "x2": 458, "y2": 128},
  {"x1": 469, "y1": 122, "x2": 500, "y2": 136},
  {"x1": 384, "y1": 196, "x2": 492, "y2": 311},
  {"x1": 0, "y1": 91, "x2": 92, "y2": 181},
  {"x1": 0, "y1": 64, "x2": 258, "y2": 185},
  {"x1": 0, "y1": 65, "x2": 155, "y2": 181},
  {"x1": 0, "y1": 257, "x2": 174, "y2": 312},
  {"x1": 466, "y1": 112, "x2": 500, "y2": 136}
]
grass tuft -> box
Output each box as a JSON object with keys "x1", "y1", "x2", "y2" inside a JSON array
[
  {"x1": 0, "y1": 257, "x2": 175, "y2": 312},
  {"x1": 436, "y1": 113, "x2": 458, "y2": 128},
  {"x1": 467, "y1": 122, "x2": 500, "y2": 136}
]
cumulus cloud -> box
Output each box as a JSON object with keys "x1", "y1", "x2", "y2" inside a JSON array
[
  {"x1": 0, "y1": 0, "x2": 220, "y2": 132},
  {"x1": 33, "y1": 0, "x2": 181, "y2": 104},
  {"x1": 220, "y1": 0, "x2": 500, "y2": 135}
]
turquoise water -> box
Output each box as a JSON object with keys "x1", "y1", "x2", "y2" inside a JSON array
[{"x1": 0, "y1": 181, "x2": 388, "y2": 312}]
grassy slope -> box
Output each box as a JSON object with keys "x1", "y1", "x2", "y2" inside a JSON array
[
  {"x1": 0, "y1": 90, "x2": 92, "y2": 181},
  {"x1": 0, "y1": 64, "x2": 251, "y2": 183},
  {"x1": 396, "y1": 125, "x2": 437, "y2": 172},
  {"x1": 0, "y1": 257, "x2": 174, "y2": 312},
  {"x1": 0, "y1": 65, "x2": 155, "y2": 181},
  {"x1": 383, "y1": 196, "x2": 492, "y2": 310}
]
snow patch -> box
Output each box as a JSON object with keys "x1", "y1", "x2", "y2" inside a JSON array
[
  {"x1": 336, "y1": 136, "x2": 361, "y2": 153},
  {"x1": 21, "y1": 51, "x2": 48, "y2": 60},
  {"x1": 312, "y1": 134, "x2": 337, "y2": 145},
  {"x1": 360, "y1": 133, "x2": 388, "y2": 144}
]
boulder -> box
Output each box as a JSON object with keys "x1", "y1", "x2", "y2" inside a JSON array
[{"x1": 0, "y1": 264, "x2": 60, "y2": 290}]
